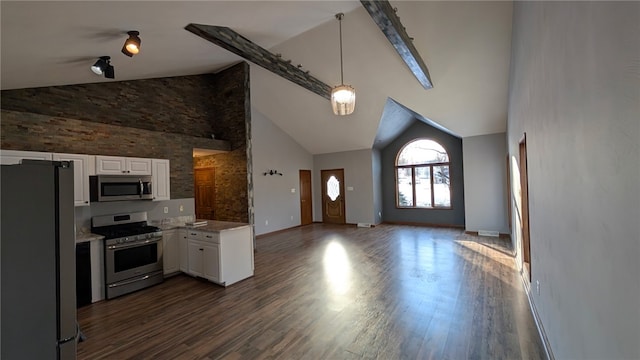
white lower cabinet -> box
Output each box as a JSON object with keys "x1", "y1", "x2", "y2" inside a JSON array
[
  {"x1": 187, "y1": 241, "x2": 202, "y2": 277},
  {"x1": 187, "y1": 231, "x2": 220, "y2": 283},
  {"x1": 202, "y1": 243, "x2": 220, "y2": 282},
  {"x1": 184, "y1": 226, "x2": 253, "y2": 286},
  {"x1": 187, "y1": 240, "x2": 220, "y2": 282},
  {"x1": 162, "y1": 229, "x2": 179, "y2": 275},
  {"x1": 178, "y1": 229, "x2": 188, "y2": 273}
]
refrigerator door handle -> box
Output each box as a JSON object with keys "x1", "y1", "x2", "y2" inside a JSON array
[
  {"x1": 59, "y1": 335, "x2": 76, "y2": 344},
  {"x1": 59, "y1": 323, "x2": 80, "y2": 344}
]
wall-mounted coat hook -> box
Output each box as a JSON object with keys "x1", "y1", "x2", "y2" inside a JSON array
[{"x1": 263, "y1": 170, "x2": 283, "y2": 176}]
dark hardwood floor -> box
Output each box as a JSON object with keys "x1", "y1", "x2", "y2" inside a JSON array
[{"x1": 77, "y1": 224, "x2": 545, "y2": 359}]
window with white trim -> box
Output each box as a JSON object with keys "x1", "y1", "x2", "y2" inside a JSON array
[{"x1": 396, "y1": 139, "x2": 451, "y2": 208}]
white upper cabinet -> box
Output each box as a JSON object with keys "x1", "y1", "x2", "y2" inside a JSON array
[
  {"x1": 127, "y1": 157, "x2": 152, "y2": 175},
  {"x1": 1, "y1": 150, "x2": 92, "y2": 207},
  {"x1": 96, "y1": 156, "x2": 151, "y2": 175},
  {"x1": 0, "y1": 150, "x2": 52, "y2": 165},
  {"x1": 152, "y1": 159, "x2": 170, "y2": 201},
  {"x1": 2, "y1": 151, "x2": 168, "y2": 206},
  {"x1": 52, "y1": 153, "x2": 91, "y2": 206}
]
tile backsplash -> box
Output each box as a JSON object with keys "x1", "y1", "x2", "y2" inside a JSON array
[{"x1": 75, "y1": 198, "x2": 195, "y2": 233}]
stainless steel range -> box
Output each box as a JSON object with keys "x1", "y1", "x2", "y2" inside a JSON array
[{"x1": 91, "y1": 212, "x2": 163, "y2": 299}]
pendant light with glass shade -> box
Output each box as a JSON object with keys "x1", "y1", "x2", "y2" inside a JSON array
[{"x1": 331, "y1": 13, "x2": 356, "y2": 116}]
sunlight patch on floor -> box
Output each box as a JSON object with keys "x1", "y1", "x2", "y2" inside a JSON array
[{"x1": 323, "y1": 241, "x2": 352, "y2": 311}]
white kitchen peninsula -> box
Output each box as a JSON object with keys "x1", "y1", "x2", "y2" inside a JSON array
[{"x1": 183, "y1": 221, "x2": 253, "y2": 287}]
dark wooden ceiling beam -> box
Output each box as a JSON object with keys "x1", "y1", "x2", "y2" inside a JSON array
[
  {"x1": 360, "y1": 1, "x2": 433, "y2": 90},
  {"x1": 185, "y1": 23, "x2": 332, "y2": 100}
]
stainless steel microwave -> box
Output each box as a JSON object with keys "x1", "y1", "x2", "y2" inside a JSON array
[{"x1": 90, "y1": 175, "x2": 153, "y2": 202}]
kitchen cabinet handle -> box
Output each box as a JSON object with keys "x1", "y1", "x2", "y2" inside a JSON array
[
  {"x1": 206, "y1": 235, "x2": 212, "y2": 238},
  {"x1": 199, "y1": 248, "x2": 203, "y2": 251}
]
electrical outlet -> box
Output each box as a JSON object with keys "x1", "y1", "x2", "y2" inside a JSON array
[
  {"x1": 179, "y1": 205, "x2": 184, "y2": 212},
  {"x1": 163, "y1": 207, "x2": 169, "y2": 214},
  {"x1": 290, "y1": 215, "x2": 294, "y2": 221},
  {"x1": 536, "y1": 280, "x2": 540, "y2": 295},
  {"x1": 265, "y1": 220, "x2": 268, "y2": 226}
]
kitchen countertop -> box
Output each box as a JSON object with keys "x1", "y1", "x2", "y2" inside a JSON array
[
  {"x1": 157, "y1": 223, "x2": 184, "y2": 231},
  {"x1": 75, "y1": 232, "x2": 104, "y2": 244},
  {"x1": 184, "y1": 220, "x2": 250, "y2": 233},
  {"x1": 73, "y1": 221, "x2": 250, "y2": 242},
  {"x1": 151, "y1": 217, "x2": 250, "y2": 233}
]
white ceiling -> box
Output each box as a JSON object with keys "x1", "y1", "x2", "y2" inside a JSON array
[{"x1": 0, "y1": 1, "x2": 512, "y2": 155}]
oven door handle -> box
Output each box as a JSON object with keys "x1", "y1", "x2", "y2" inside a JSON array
[
  {"x1": 107, "y1": 274, "x2": 152, "y2": 288},
  {"x1": 107, "y1": 237, "x2": 162, "y2": 250}
]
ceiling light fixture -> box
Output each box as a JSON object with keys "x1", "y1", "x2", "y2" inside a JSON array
[
  {"x1": 90, "y1": 56, "x2": 115, "y2": 79},
  {"x1": 121, "y1": 31, "x2": 141, "y2": 57},
  {"x1": 331, "y1": 13, "x2": 356, "y2": 116}
]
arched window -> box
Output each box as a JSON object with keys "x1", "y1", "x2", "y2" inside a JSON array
[{"x1": 396, "y1": 139, "x2": 451, "y2": 208}]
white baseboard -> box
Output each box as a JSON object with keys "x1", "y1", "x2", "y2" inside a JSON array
[
  {"x1": 478, "y1": 230, "x2": 500, "y2": 237},
  {"x1": 520, "y1": 272, "x2": 555, "y2": 360}
]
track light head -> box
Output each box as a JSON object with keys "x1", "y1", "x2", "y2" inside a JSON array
[
  {"x1": 90, "y1": 56, "x2": 114, "y2": 79},
  {"x1": 121, "y1": 30, "x2": 141, "y2": 57}
]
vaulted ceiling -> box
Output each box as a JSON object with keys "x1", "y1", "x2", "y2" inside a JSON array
[{"x1": 0, "y1": 1, "x2": 512, "y2": 155}]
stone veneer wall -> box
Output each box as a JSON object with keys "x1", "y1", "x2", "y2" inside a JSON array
[
  {"x1": 1, "y1": 62, "x2": 253, "y2": 223},
  {"x1": 194, "y1": 62, "x2": 252, "y2": 223},
  {"x1": 1, "y1": 74, "x2": 219, "y2": 138}
]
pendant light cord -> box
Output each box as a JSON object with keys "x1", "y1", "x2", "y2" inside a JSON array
[{"x1": 337, "y1": 13, "x2": 345, "y2": 85}]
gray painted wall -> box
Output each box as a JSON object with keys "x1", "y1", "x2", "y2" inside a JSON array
[
  {"x1": 251, "y1": 108, "x2": 314, "y2": 235},
  {"x1": 463, "y1": 133, "x2": 509, "y2": 234},
  {"x1": 507, "y1": 2, "x2": 639, "y2": 359},
  {"x1": 381, "y1": 121, "x2": 465, "y2": 226},
  {"x1": 313, "y1": 149, "x2": 375, "y2": 225}
]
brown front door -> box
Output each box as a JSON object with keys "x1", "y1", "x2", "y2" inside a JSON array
[
  {"x1": 321, "y1": 169, "x2": 346, "y2": 224},
  {"x1": 299, "y1": 170, "x2": 313, "y2": 225},
  {"x1": 519, "y1": 135, "x2": 531, "y2": 282},
  {"x1": 195, "y1": 167, "x2": 215, "y2": 220}
]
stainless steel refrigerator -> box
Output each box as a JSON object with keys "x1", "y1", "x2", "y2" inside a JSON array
[{"x1": 1, "y1": 160, "x2": 77, "y2": 359}]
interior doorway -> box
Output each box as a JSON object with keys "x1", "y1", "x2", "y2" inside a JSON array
[
  {"x1": 299, "y1": 170, "x2": 313, "y2": 225},
  {"x1": 519, "y1": 135, "x2": 531, "y2": 282},
  {"x1": 321, "y1": 169, "x2": 346, "y2": 224},
  {"x1": 195, "y1": 167, "x2": 215, "y2": 220}
]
